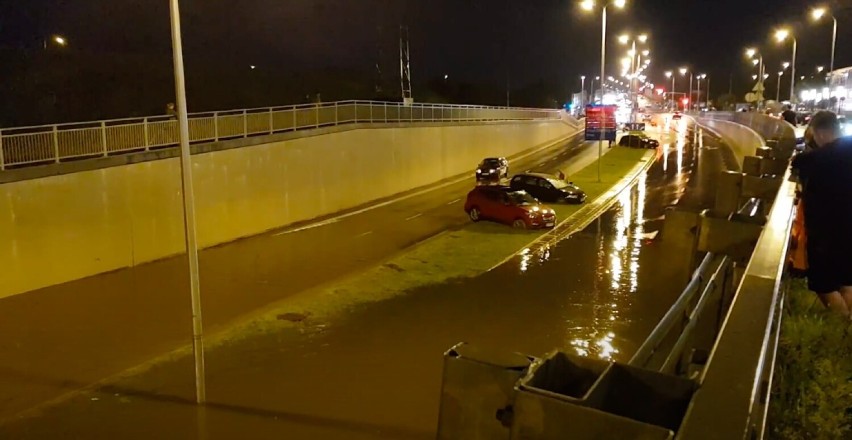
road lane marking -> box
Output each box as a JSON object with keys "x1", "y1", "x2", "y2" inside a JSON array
[
  {"x1": 273, "y1": 218, "x2": 340, "y2": 236},
  {"x1": 405, "y1": 213, "x2": 423, "y2": 221},
  {"x1": 356, "y1": 231, "x2": 374, "y2": 238},
  {"x1": 447, "y1": 198, "x2": 461, "y2": 205}
]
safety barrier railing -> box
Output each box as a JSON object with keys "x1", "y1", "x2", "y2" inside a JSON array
[{"x1": 0, "y1": 100, "x2": 562, "y2": 170}]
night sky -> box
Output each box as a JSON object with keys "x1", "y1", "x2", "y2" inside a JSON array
[{"x1": 1, "y1": 0, "x2": 849, "y2": 118}]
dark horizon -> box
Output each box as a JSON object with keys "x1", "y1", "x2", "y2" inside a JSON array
[{"x1": 1, "y1": 0, "x2": 849, "y2": 125}]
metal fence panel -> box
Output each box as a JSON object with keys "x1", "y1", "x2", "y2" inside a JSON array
[{"x1": 0, "y1": 101, "x2": 562, "y2": 169}]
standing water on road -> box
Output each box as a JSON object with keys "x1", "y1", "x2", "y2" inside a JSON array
[{"x1": 1, "y1": 125, "x2": 732, "y2": 440}]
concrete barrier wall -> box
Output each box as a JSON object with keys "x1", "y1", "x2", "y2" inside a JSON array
[
  {"x1": 698, "y1": 119, "x2": 764, "y2": 169},
  {"x1": 698, "y1": 112, "x2": 796, "y2": 168},
  {"x1": 0, "y1": 120, "x2": 577, "y2": 298}
]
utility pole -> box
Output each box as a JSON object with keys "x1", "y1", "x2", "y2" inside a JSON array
[{"x1": 399, "y1": 26, "x2": 413, "y2": 105}]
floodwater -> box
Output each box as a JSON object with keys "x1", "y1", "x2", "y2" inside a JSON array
[{"x1": 0, "y1": 122, "x2": 733, "y2": 439}]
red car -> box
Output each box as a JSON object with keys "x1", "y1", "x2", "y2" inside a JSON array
[{"x1": 464, "y1": 186, "x2": 556, "y2": 229}]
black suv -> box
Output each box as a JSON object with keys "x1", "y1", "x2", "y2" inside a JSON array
[
  {"x1": 510, "y1": 173, "x2": 586, "y2": 204},
  {"x1": 619, "y1": 134, "x2": 659, "y2": 149}
]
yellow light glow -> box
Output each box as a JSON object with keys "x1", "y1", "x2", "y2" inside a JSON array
[
  {"x1": 52, "y1": 35, "x2": 67, "y2": 46},
  {"x1": 679, "y1": 67, "x2": 687, "y2": 75},
  {"x1": 812, "y1": 7, "x2": 826, "y2": 21},
  {"x1": 775, "y1": 29, "x2": 790, "y2": 42},
  {"x1": 638, "y1": 34, "x2": 647, "y2": 43},
  {"x1": 581, "y1": 0, "x2": 595, "y2": 11},
  {"x1": 665, "y1": 71, "x2": 672, "y2": 78},
  {"x1": 614, "y1": 0, "x2": 626, "y2": 8},
  {"x1": 745, "y1": 48, "x2": 756, "y2": 58},
  {"x1": 618, "y1": 34, "x2": 629, "y2": 44}
]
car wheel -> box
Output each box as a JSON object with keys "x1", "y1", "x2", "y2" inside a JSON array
[
  {"x1": 512, "y1": 219, "x2": 527, "y2": 229},
  {"x1": 469, "y1": 207, "x2": 481, "y2": 222}
]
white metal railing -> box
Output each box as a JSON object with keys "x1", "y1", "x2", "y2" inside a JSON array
[{"x1": 0, "y1": 100, "x2": 562, "y2": 170}]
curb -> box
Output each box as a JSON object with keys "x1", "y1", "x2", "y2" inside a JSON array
[{"x1": 487, "y1": 149, "x2": 657, "y2": 272}]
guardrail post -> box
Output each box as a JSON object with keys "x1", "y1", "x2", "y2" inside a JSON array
[
  {"x1": 369, "y1": 103, "x2": 373, "y2": 123},
  {"x1": 0, "y1": 130, "x2": 5, "y2": 170},
  {"x1": 315, "y1": 104, "x2": 320, "y2": 128},
  {"x1": 292, "y1": 107, "x2": 297, "y2": 131},
  {"x1": 101, "y1": 121, "x2": 108, "y2": 156},
  {"x1": 213, "y1": 112, "x2": 219, "y2": 141},
  {"x1": 52, "y1": 125, "x2": 60, "y2": 163},
  {"x1": 384, "y1": 102, "x2": 388, "y2": 123},
  {"x1": 243, "y1": 110, "x2": 248, "y2": 138},
  {"x1": 143, "y1": 117, "x2": 150, "y2": 150},
  {"x1": 268, "y1": 108, "x2": 274, "y2": 134}
]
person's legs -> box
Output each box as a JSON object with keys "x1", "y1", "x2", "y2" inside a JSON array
[
  {"x1": 840, "y1": 286, "x2": 852, "y2": 316},
  {"x1": 818, "y1": 291, "x2": 851, "y2": 317}
]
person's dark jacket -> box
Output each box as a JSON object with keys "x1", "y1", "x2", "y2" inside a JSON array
[
  {"x1": 800, "y1": 137, "x2": 852, "y2": 246},
  {"x1": 781, "y1": 110, "x2": 797, "y2": 125}
]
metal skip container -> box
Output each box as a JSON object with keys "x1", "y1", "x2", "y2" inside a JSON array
[
  {"x1": 436, "y1": 342, "x2": 535, "y2": 440},
  {"x1": 510, "y1": 351, "x2": 697, "y2": 439}
]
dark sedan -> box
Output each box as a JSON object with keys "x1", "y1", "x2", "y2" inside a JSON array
[
  {"x1": 510, "y1": 173, "x2": 586, "y2": 204},
  {"x1": 619, "y1": 134, "x2": 659, "y2": 149}
]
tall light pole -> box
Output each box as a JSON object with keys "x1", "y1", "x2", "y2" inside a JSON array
[
  {"x1": 169, "y1": 0, "x2": 206, "y2": 404},
  {"x1": 746, "y1": 48, "x2": 766, "y2": 108},
  {"x1": 811, "y1": 7, "x2": 838, "y2": 74},
  {"x1": 776, "y1": 29, "x2": 797, "y2": 103},
  {"x1": 705, "y1": 75, "x2": 711, "y2": 108},
  {"x1": 580, "y1": 75, "x2": 586, "y2": 109},
  {"x1": 696, "y1": 74, "x2": 706, "y2": 109},
  {"x1": 665, "y1": 71, "x2": 674, "y2": 109},
  {"x1": 618, "y1": 33, "x2": 648, "y2": 121},
  {"x1": 581, "y1": 0, "x2": 627, "y2": 182},
  {"x1": 679, "y1": 67, "x2": 689, "y2": 110}
]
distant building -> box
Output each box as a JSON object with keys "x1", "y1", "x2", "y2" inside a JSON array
[{"x1": 800, "y1": 66, "x2": 850, "y2": 113}]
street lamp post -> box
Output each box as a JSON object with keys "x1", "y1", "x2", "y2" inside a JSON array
[
  {"x1": 582, "y1": 0, "x2": 627, "y2": 182},
  {"x1": 679, "y1": 67, "x2": 689, "y2": 110},
  {"x1": 776, "y1": 29, "x2": 797, "y2": 103},
  {"x1": 581, "y1": 75, "x2": 586, "y2": 108},
  {"x1": 665, "y1": 71, "x2": 674, "y2": 110},
  {"x1": 811, "y1": 7, "x2": 838, "y2": 74},
  {"x1": 169, "y1": 0, "x2": 206, "y2": 404},
  {"x1": 746, "y1": 48, "x2": 767, "y2": 108},
  {"x1": 696, "y1": 74, "x2": 706, "y2": 109}
]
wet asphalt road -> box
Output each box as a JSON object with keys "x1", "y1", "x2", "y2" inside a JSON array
[
  {"x1": 0, "y1": 120, "x2": 735, "y2": 439},
  {"x1": 0, "y1": 130, "x2": 599, "y2": 422}
]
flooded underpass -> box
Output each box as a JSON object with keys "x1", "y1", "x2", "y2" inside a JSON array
[{"x1": 1, "y1": 122, "x2": 736, "y2": 439}]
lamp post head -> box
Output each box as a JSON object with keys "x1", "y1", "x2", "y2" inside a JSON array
[
  {"x1": 752, "y1": 59, "x2": 759, "y2": 66},
  {"x1": 581, "y1": 75, "x2": 586, "y2": 80},
  {"x1": 580, "y1": 0, "x2": 595, "y2": 11},
  {"x1": 752, "y1": 74, "x2": 758, "y2": 80},
  {"x1": 618, "y1": 34, "x2": 629, "y2": 44},
  {"x1": 641, "y1": 49, "x2": 650, "y2": 56},
  {"x1": 811, "y1": 7, "x2": 826, "y2": 21},
  {"x1": 775, "y1": 29, "x2": 790, "y2": 43},
  {"x1": 782, "y1": 61, "x2": 790, "y2": 69},
  {"x1": 700, "y1": 74, "x2": 707, "y2": 79},
  {"x1": 613, "y1": 0, "x2": 627, "y2": 9},
  {"x1": 817, "y1": 66, "x2": 824, "y2": 73},
  {"x1": 778, "y1": 71, "x2": 784, "y2": 76},
  {"x1": 679, "y1": 67, "x2": 688, "y2": 75},
  {"x1": 637, "y1": 34, "x2": 648, "y2": 43},
  {"x1": 745, "y1": 48, "x2": 756, "y2": 58},
  {"x1": 665, "y1": 71, "x2": 672, "y2": 78}
]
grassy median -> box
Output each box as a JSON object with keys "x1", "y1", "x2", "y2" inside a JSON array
[
  {"x1": 768, "y1": 278, "x2": 852, "y2": 439},
  {"x1": 218, "y1": 146, "x2": 652, "y2": 343}
]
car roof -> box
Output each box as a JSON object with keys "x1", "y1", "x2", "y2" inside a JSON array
[{"x1": 513, "y1": 172, "x2": 556, "y2": 180}]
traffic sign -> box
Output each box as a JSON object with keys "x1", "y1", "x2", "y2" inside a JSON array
[{"x1": 584, "y1": 105, "x2": 617, "y2": 141}]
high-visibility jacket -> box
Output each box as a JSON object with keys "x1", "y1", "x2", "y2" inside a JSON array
[{"x1": 788, "y1": 198, "x2": 808, "y2": 272}]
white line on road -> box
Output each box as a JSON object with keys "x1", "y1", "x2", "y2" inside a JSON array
[
  {"x1": 273, "y1": 218, "x2": 340, "y2": 236},
  {"x1": 356, "y1": 231, "x2": 374, "y2": 238},
  {"x1": 447, "y1": 198, "x2": 461, "y2": 205},
  {"x1": 405, "y1": 213, "x2": 423, "y2": 221}
]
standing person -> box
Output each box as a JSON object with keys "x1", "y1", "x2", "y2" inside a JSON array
[
  {"x1": 797, "y1": 111, "x2": 852, "y2": 316},
  {"x1": 781, "y1": 105, "x2": 797, "y2": 126}
]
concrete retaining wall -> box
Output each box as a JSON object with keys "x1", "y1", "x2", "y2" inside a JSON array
[
  {"x1": 698, "y1": 112, "x2": 796, "y2": 169},
  {"x1": 0, "y1": 119, "x2": 577, "y2": 299}
]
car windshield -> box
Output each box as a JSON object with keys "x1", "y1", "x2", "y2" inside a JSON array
[
  {"x1": 506, "y1": 191, "x2": 536, "y2": 205},
  {"x1": 546, "y1": 178, "x2": 570, "y2": 190},
  {"x1": 481, "y1": 159, "x2": 501, "y2": 168}
]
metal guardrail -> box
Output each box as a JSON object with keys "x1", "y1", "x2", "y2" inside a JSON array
[{"x1": 0, "y1": 100, "x2": 562, "y2": 170}]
